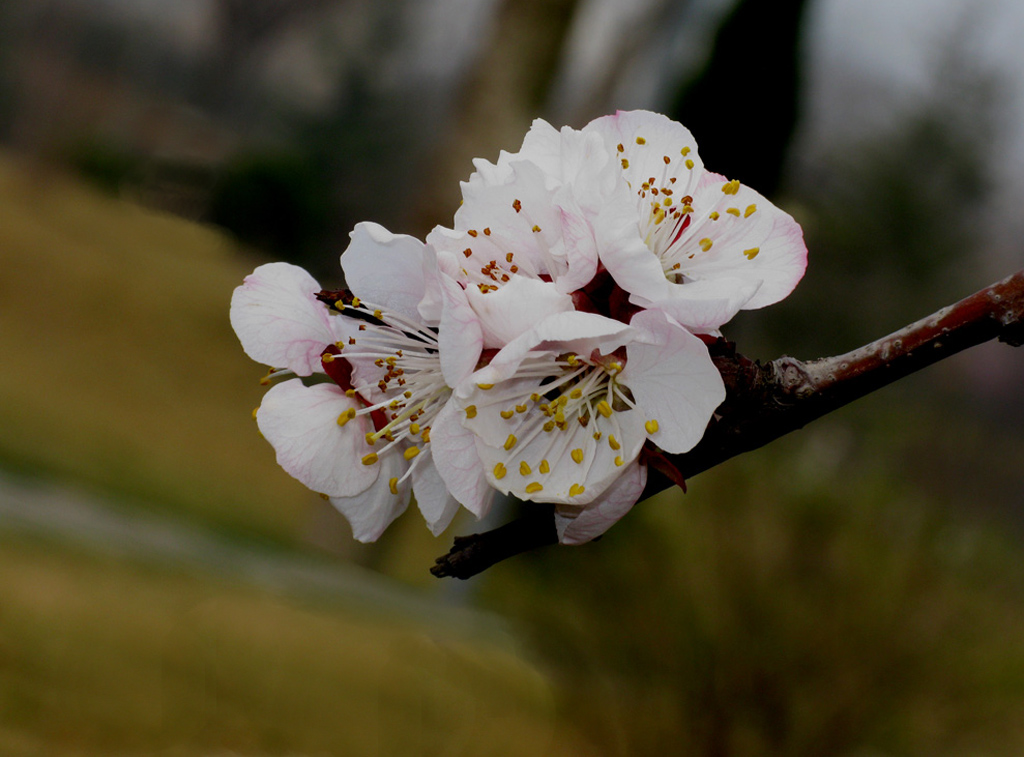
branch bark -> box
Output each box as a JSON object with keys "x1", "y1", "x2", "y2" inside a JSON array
[{"x1": 432, "y1": 270, "x2": 1024, "y2": 579}]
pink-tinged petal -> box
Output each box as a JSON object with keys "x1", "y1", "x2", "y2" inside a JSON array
[
  {"x1": 340, "y1": 222, "x2": 430, "y2": 322},
  {"x1": 592, "y1": 193, "x2": 678, "y2": 301},
  {"x1": 437, "y1": 272, "x2": 484, "y2": 387},
  {"x1": 429, "y1": 400, "x2": 496, "y2": 518},
  {"x1": 465, "y1": 276, "x2": 574, "y2": 349},
  {"x1": 621, "y1": 310, "x2": 726, "y2": 454},
  {"x1": 552, "y1": 191, "x2": 600, "y2": 293},
  {"x1": 636, "y1": 276, "x2": 762, "y2": 333},
  {"x1": 230, "y1": 262, "x2": 336, "y2": 376},
  {"x1": 256, "y1": 379, "x2": 380, "y2": 498},
  {"x1": 584, "y1": 110, "x2": 705, "y2": 198},
  {"x1": 555, "y1": 458, "x2": 647, "y2": 545},
  {"x1": 411, "y1": 448, "x2": 463, "y2": 536},
  {"x1": 417, "y1": 245, "x2": 445, "y2": 323},
  {"x1": 329, "y1": 452, "x2": 410, "y2": 542},
  {"x1": 680, "y1": 173, "x2": 807, "y2": 309}
]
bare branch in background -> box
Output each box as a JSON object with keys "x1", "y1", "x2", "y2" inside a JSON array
[{"x1": 432, "y1": 269, "x2": 1024, "y2": 580}]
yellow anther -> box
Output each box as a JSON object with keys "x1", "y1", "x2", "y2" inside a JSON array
[
  {"x1": 571, "y1": 449, "x2": 584, "y2": 464},
  {"x1": 709, "y1": 211, "x2": 720, "y2": 220},
  {"x1": 421, "y1": 427, "x2": 431, "y2": 443},
  {"x1": 409, "y1": 423, "x2": 421, "y2": 435},
  {"x1": 467, "y1": 229, "x2": 479, "y2": 237},
  {"x1": 404, "y1": 446, "x2": 420, "y2": 460},
  {"x1": 681, "y1": 146, "x2": 691, "y2": 156},
  {"x1": 525, "y1": 482, "x2": 544, "y2": 494},
  {"x1": 569, "y1": 484, "x2": 585, "y2": 497},
  {"x1": 699, "y1": 238, "x2": 713, "y2": 252},
  {"x1": 539, "y1": 460, "x2": 550, "y2": 474},
  {"x1": 514, "y1": 404, "x2": 526, "y2": 413},
  {"x1": 351, "y1": 297, "x2": 361, "y2": 307},
  {"x1": 682, "y1": 205, "x2": 694, "y2": 214},
  {"x1": 389, "y1": 477, "x2": 399, "y2": 495},
  {"x1": 465, "y1": 405, "x2": 478, "y2": 419},
  {"x1": 745, "y1": 203, "x2": 757, "y2": 218},
  {"x1": 500, "y1": 409, "x2": 514, "y2": 419},
  {"x1": 251, "y1": 407, "x2": 259, "y2": 421},
  {"x1": 645, "y1": 419, "x2": 660, "y2": 434},
  {"x1": 403, "y1": 391, "x2": 412, "y2": 398},
  {"x1": 493, "y1": 463, "x2": 507, "y2": 480},
  {"x1": 608, "y1": 434, "x2": 621, "y2": 451},
  {"x1": 597, "y1": 400, "x2": 613, "y2": 418},
  {"x1": 727, "y1": 207, "x2": 741, "y2": 216},
  {"x1": 554, "y1": 408, "x2": 566, "y2": 425},
  {"x1": 504, "y1": 434, "x2": 517, "y2": 451},
  {"x1": 617, "y1": 143, "x2": 625, "y2": 153},
  {"x1": 744, "y1": 247, "x2": 760, "y2": 260},
  {"x1": 373, "y1": 309, "x2": 382, "y2": 319},
  {"x1": 365, "y1": 432, "x2": 376, "y2": 445},
  {"x1": 532, "y1": 225, "x2": 541, "y2": 233},
  {"x1": 615, "y1": 455, "x2": 624, "y2": 467},
  {"x1": 477, "y1": 383, "x2": 494, "y2": 390},
  {"x1": 566, "y1": 354, "x2": 579, "y2": 367},
  {"x1": 569, "y1": 388, "x2": 582, "y2": 399},
  {"x1": 722, "y1": 179, "x2": 740, "y2": 195},
  {"x1": 685, "y1": 159, "x2": 694, "y2": 170},
  {"x1": 609, "y1": 362, "x2": 623, "y2": 374},
  {"x1": 543, "y1": 421, "x2": 555, "y2": 432},
  {"x1": 362, "y1": 453, "x2": 379, "y2": 465},
  {"x1": 336, "y1": 407, "x2": 357, "y2": 426},
  {"x1": 519, "y1": 461, "x2": 531, "y2": 476},
  {"x1": 322, "y1": 352, "x2": 335, "y2": 363},
  {"x1": 636, "y1": 136, "x2": 646, "y2": 145},
  {"x1": 653, "y1": 207, "x2": 666, "y2": 225},
  {"x1": 345, "y1": 389, "x2": 356, "y2": 397},
  {"x1": 664, "y1": 197, "x2": 672, "y2": 206},
  {"x1": 621, "y1": 158, "x2": 630, "y2": 169},
  {"x1": 593, "y1": 431, "x2": 602, "y2": 440},
  {"x1": 334, "y1": 300, "x2": 346, "y2": 311},
  {"x1": 530, "y1": 393, "x2": 541, "y2": 402}
]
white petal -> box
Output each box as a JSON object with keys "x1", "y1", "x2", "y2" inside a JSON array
[
  {"x1": 411, "y1": 448, "x2": 463, "y2": 536},
  {"x1": 476, "y1": 311, "x2": 635, "y2": 386},
  {"x1": 679, "y1": 173, "x2": 807, "y2": 310},
  {"x1": 230, "y1": 262, "x2": 337, "y2": 376},
  {"x1": 256, "y1": 379, "x2": 380, "y2": 498},
  {"x1": 437, "y1": 271, "x2": 484, "y2": 387},
  {"x1": 467, "y1": 391, "x2": 647, "y2": 506},
  {"x1": 329, "y1": 452, "x2": 411, "y2": 542},
  {"x1": 341, "y1": 222, "x2": 430, "y2": 322},
  {"x1": 584, "y1": 109, "x2": 705, "y2": 199},
  {"x1": 636, "y1": 276, "x2": 762, "y2": 333},
  {"x1": 429, "y1": 400, "x2": 496, "y2": 518},
  {"x1": 620, "y1": 310, "x2": 726, "y2": 454},
  {"x1": 465, "y1": 276, "x2": 574, "y2": 349},
  {"x1": 555, "y1": 457, "x2": 647, "y2": 545}
]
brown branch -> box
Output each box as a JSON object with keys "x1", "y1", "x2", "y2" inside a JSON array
[{"x1": 431, "y1": 270, "x2": 1024, "y2": 579}]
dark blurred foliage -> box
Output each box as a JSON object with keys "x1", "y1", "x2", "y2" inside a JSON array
[
  {"x1": 63, "y1": 135, "x2": 144, "y2": 194},
  {"x1": 670, "y1": 0, "x2": 810, "y2": 197},
  {"x1": 207, "y1": 150, "x2": 333, "y2": 269},
  {"x1": 484, "y1": 411, "x2": 1024, "y2": 757}
]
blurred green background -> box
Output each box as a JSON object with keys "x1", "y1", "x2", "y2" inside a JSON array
[{"x1": 1, "y1": 0, "x2": 1023, "y2": 754}]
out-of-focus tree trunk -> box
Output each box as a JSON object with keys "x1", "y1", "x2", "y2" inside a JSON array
[
  {"x1": 670, "y1": 0, "x2": 810, "y2": 197},
  {"x1": 414, "y1": 0, "x2": 581, "y2": 231}
]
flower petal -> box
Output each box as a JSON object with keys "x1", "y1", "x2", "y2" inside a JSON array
[
  {"x1": 329, "y1": 451, "x2": 411, "y2": 542},
  {"x1": 429, "y1": 400, "x2": 496, "y2": 518},
  {"x1": 465, "y1": 275, "x2": 574, "y2": 349},
  {"x1": 230, "y1": 262, "x2": 337, "y2": 375},
  {"x1": 620, "y1": 309, "x2": 726, "y2": 454},
  {"x1": 256, "y1": 379, "x2": 380, "y2": 498},
  {"x1": 555, "y1": 457, "x2": 648, "y2": 545},
  {"x1": 410, "y1": 448, "x2": 463, "y2": 536},
  {"x1": 341, "y1": 222, "x2": 431, "y2": 323}
]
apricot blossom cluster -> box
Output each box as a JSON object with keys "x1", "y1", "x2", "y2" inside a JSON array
[{"x1": 230, "y1": 110, "x2": 807, "y2": 543}]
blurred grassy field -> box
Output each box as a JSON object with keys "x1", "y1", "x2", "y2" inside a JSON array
[
  {"x1": 0, "y1": 152, "x2": 328, "y2": 542},
  {"x1": 0, "y1": 534, "x2": 584, "y2": 756}
]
